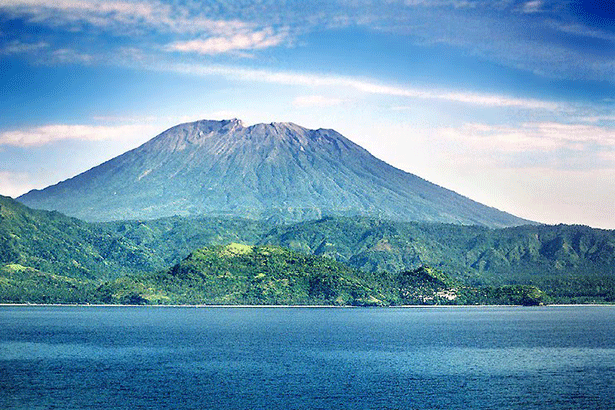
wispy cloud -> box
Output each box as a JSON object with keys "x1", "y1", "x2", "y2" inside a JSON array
[
  {"x1": 166, "y1": 28, "x2": 287, "y2": 55},
  {"x1": 437, "y1": 121, "x2": 615, "y2": 166},
  {"x1": 370, "y1": 1, "x2": 615, "y2": 82},
  {"x1": 550, "y1": 22, "x2": 615, "y2": 42},
  {"x1": 0, "y1": 40, "x2": 48, "y2": 54},
  {"x1": 0, "y1": 0, "x2": 288, "y2": 56},
  {"x1": 3, "y1": 0, "x2": 614, "y2": 84},
  {"x1": 579, "y1": 115, "x2": 615, "y2": 124},
  {"x1": 50, "y1": 48, "x2": 94, "y2": 64},
  {"x1": 520, "y1": 0, "x2": 543, "y2": 14},
  {"x1": 169, "y1": 63, "x2": 559, "y2": 110},
  {"x1": 401, "y1": 0, "x2": 477, "y2": 7},
  {"x1": 0, "y1": 123, "x2": 157, "y2": 147},
  {"x1": 0, "y1": 0, "x2": 245, "y2": 34}
]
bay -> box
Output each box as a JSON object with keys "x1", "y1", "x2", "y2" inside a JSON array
[{"x1": 1, "y1": 306, "x2": 614, "y2": 409}]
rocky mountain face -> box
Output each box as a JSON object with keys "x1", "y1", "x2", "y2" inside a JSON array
[{"x1": 18, "y1": 119, "x2": 529, "y2": 227}]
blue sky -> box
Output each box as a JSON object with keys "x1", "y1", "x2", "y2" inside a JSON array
[{"x1": 1, "y1": 0, "x2": 614, "y2": 227}]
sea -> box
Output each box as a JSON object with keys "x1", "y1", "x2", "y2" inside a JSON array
[{"x1": 1, "y1": 306, "x2": 614, "y2": 410}]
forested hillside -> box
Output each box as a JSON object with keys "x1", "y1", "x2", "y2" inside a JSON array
[
  {"x1": 2, "y1": 196, "x2": 614, "y2": 303},
  {"x1": 0, "y1": 195, "x2": 160, "y2": 279}
]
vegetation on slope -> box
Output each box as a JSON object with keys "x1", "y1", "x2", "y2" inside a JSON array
[
  {"x1": 0, "y1": 196, "x2": 612, "y2": 304},
  {"x1": 103, "y1": 215, "x2": 614, "y2": 302},
  {"x1": 260, "y1": 217, "x2": 615, "y2": 302},
  {"x1": 101, "y1": 215, "x2": 615, "y2": 300},
  {"x1": 0, "y1": 195, "x2": 161, "y2": 279},
  {"x1": 0, "y1": 241, "x2": 548, "y2": 306},
  {"x1": 126, "y1": 243, "x2": 389, "y2": 306},
  {"x1": 0, "y1": 263, "x2": 96, "y2": 304},
  {"x1": 101, "y1": 216, "x2": 269, "y2": 267}
]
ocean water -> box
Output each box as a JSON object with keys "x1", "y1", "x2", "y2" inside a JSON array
[{"x1": 1, "y1": 306, "x2": 614, "y2": 410}]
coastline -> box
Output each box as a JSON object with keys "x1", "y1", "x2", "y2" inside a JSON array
[{"x1": 0, "y1": 303, "x2": 613, "y2": 308}]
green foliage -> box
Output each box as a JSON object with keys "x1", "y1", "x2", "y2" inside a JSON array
[
  {"x1": 0, "y1": 195, "x2": 161, "y2": 280},
  {"x1": 459, "y1": 285, "x2": 549, "y2": 306},
  {"x1": 100, "y1": 216, "x2": 269, "y2": 267},
  {"x1": 259, "y1": 217, "x2": 615, "y2": 302},
  {"x1": 1, "y1": 195, "x2": 614, "y2": 304},
  {"x1": 89, "y1": 247, "x2": 484, "y2": 306},
  {"x1": 152, "y1": 244, "x2": 386, "y2": 305},
  {"x1": 0, "y1": 263, "x2": 96, "y2": 304}
]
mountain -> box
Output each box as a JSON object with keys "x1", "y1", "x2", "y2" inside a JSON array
[
  {"x1": 105, "y1": 214, "x2": 615, "y2": 302},
  {"x1": 145, "y1": 243, "x2": 387, "y2": 306},
  {"x1": 98, "y1": 244, "x2": 544, "y2": 306},
  {"x1": 259, "y1": 217, "x2": 615, "y2": 291},
  {"x1": 18, "y1": 119, "x2": 529, "y2": 227},
  {"x1": 0, "y1": 196, "x2": 611, "y2": 303},
  {"x1": 0, "y1": 195, "x2": 159, "y2": 280}
]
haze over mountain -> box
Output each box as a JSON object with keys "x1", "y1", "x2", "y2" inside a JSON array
[{"x1": 18, "y1": 119, "x2": 529, "y2": 227}]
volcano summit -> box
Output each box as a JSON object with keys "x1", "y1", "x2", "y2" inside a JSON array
[{"x1": 19, "y1": 119, "x2": 529, "y2": 227}]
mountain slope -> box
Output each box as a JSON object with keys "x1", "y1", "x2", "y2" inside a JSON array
[
  {"x1": 259, "y1": 217, "x2": 615, "y2": 299},
  {"x1": 103, "y1": 214, "x2": 615, "y2": 301},
  {"x1": 0, "y1": 196, "x2": 612, "y2": 303},
  {"x1": 0, "y1": 195, "x2": 160, "y2": 279},
  {"x1": 18, "y1": 119, "x2": 529, "y2": 227},
  {"x1": 150, "y1": 243, "x2": 387, "y2": 305}
]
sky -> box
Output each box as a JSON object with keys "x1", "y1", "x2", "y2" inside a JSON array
[{"x1": 0, "y1": 0, "x2": 614, "y2": 228}]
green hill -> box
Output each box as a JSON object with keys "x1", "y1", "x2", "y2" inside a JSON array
[
  {"x1": 0, "y1": 196, "x2": 613, "y2": 304},
  {"x1": 0, "y1": 195, "x2": 161, "y2": 280},
  {"x1": 259, "y1": 217, "x2": 615, "y2": 301},
  {"x1": 0, "y1": 263, "x2": 96, "y2": 304},
  {"x1": 101, "y1": 215, "x2": 269, "y2": 267},
  {"x1": 85, "y1": 246, "x2": 548, "y2": 306},
  {"x1": 100, "y1": 214, "x2": 615, "y2": 303},
  {"x1": 123, "y1": 243, "x2": 389, "y2": 306}
]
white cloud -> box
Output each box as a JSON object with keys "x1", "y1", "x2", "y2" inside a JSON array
[
  {"x1": 1, "y1": 0, "x2": 156, "y2": 28},
  {"x1": 580, "y1": 115, "x2": 615, "y2": 124},
  {"x1": 292, "y1": 95, "x2": 345, "y2": 108},
  {"x1": 438, "y1": 123, "x2": 557, "y2": 152},
  {"x1": 438, "y1": 121, "x2": 615, "y2": 153},
  {"x1": 598, "y1": 150, "x2": 615, "y2": 164},
  {"x1": 166, "y1": 28, "x2": 287, "y2": 55},
  {"x1": 0, "y1": 0, "x2": 291, "y2": 59},
  {"x1": 0, "y1": 123, "x2": 158, "y2": 147},
  {"x1": 50, "y1": 48, "x2": 94, "y2": 64},
  {"x1": 521, "y1": 0, "x2": 543, "y2": 13},
  {"x1": 531, "y1": 122, "x2": 615, "y2": 144},
  {"x1": 551, "y1": 22, "x2": 615, "y2": 42},
  {"x1": 402, "y1": 0, "x2": 477, "y2": 8},
  {"x1": 0, "y1": 0, "x2": 271, "y2": 43},
  {"x1": 0, "y1": 40, "x2": 48, "y2": 54},
  {"x1": 375, "y1": 1, "x2": 615, "y2": 83},
  {"x1": 90, "y1": 114, "x2": 158, "y2": 123},
  {"x1": 168, "y1": 63, "x2": 559, "y2": 110}
]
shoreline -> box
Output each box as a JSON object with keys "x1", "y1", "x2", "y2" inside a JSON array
[{"x1": 0, "y1": 303, "x2": 613, "y2": 308}]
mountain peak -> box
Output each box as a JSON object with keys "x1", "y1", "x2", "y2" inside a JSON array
[{"x1": 18, "y1": 119, "x2": 531, "y2": 227}]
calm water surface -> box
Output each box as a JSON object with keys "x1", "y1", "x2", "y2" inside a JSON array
[{"x1": 1, "y1": 306, "x2": 614, "y2": 409}]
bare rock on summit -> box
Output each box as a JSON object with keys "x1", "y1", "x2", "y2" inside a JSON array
[{"x1": 18, "y1": 119, "x2": 530, "y2": 227}]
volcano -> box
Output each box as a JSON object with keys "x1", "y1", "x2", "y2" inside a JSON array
[{"x1": 18, "y1": 119, "x2": 530, "y2": 227}]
